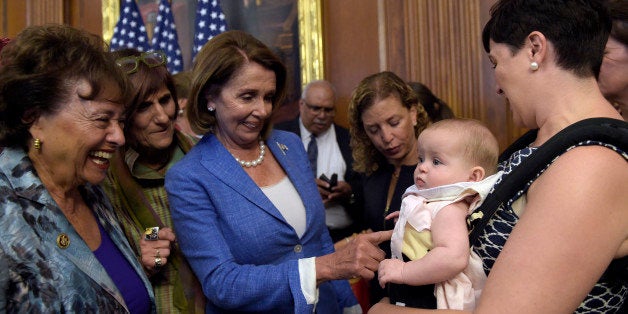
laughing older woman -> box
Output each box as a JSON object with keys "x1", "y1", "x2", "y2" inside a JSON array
[{"x1": 0, "y1": 24, "x2": 154, "y2": 313}]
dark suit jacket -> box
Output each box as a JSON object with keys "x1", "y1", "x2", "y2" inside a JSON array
[
  {"x1": 274, "y1": 117, "x2": 355, "y2": 185},
  {"x1": 274, "y1": 118, "x2": 359, "y2": 222}
]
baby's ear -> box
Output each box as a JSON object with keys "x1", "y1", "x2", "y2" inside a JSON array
[{"x1": 468, "y1": 166, "x2": 485, "y2": 182}]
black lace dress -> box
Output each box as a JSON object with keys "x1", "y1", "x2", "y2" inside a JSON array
[{"x1": 473, "y1": 141, "x2": 627, "y2": 313}]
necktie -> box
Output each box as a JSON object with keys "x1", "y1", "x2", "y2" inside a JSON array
[{"x1": 307, "y1": 134, "x2": 318, "y2": 176}]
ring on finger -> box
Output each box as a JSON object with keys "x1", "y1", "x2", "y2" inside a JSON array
[
  {"x1": 145, "y1": 226, "x2": 159, "y2": 241},
  {"x1": 155, "y1": 256, "x2": 163, "y2": 268},
  {"x1": 156, "y1": 249, "x2": 160, "y2": 258}
]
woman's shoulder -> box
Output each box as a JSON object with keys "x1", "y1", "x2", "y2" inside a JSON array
[
  {"x1": 270, "y1": 129, "x2": 301, "y2": 143},
  {"x1": 0, "y1": 148, "x2": 44, "y2": 197},
  {"x1": 551, "y1": 143, "x2": 626, "y2": 172},
  {"x1": 167, "y1": 136, "x2": 215, "y2": 177},
  {"x1": 528, "y1": 143, "x2": 626, "y2": 207},
  {"x1": 547, "y1": 134, "x2": 626, "y2": 172},
  {"x1": 268, "y1": 129, "x2": 306, "y2": 153}
]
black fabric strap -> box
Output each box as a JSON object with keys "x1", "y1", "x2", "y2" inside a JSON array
[
  {"x1": 468, "y1": 118, "x2": 628, "y2": 283},
  {"x1": 469, "y1": 117, "x2": 628, "y2": 245}
]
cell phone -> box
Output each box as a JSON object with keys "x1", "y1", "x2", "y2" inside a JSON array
[{"x1": 319, "y1": 173, "x2": 338, "y2": 191}]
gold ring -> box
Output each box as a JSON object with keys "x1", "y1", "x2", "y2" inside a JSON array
[
  {"x1": 156, "y1": 249, "x2": 160, "y2": 258},
  {"x1": 145, "y1": 226, "x2": 159, "y2": 241},
  {"x1": 155, "y1": 256, "x2": 163, "y2": 268}
]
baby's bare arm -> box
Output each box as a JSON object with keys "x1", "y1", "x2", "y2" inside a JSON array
[{"x1": 400, "y1": 201, "x2": 471, "y2": 286}]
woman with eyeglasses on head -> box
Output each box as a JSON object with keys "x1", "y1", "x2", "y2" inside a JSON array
[
  {"x1": 101, "y1": 48, "x2": 204, "y2": 313},
  {"x1": 0, "y1": 24, "x2": 154, "y2": 313}
]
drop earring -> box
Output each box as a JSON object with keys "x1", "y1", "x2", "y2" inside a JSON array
[
  {"x1": 33, "y1": 138, "x2": 42, "y2": 151},
  {"x1": 207, "y1": 106, "x2": 215, "y2": 112},
  {"x1": 178, "y1": 109, "x2": 184, "y2": 116},
  {"x1": 530, "y1": 61, "x2": 539, "y2": 71}
]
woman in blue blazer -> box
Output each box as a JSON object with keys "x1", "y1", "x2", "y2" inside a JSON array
[{"x1": 165, "y1": 30, "x2": 391, "y2": 313}]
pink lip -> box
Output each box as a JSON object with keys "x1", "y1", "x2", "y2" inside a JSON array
[
  {"x1": 92, "y1": 160, "x2": 110, "y2": 170},
  {"x1": 88, "y1": 155, "x2": 112, "y2": 171},
  {"x1": 152, "y1": 127, "x2": 171, "y2": 134},
  {"x1": 385, "y1": 145, "x2": 401, "y2": 155}
]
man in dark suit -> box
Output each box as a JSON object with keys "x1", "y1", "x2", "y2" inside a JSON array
[{"x1": 274, "y1": 80, "x2": 359, "y2": 242}]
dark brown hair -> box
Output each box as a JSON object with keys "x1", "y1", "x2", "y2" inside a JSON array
[
  {"x1": 606, "y1": 0, "x2": 628, "y2": 46},
  {"x1": 0, "y1": 24, "x2": 131, "y2": 149},
  {"x1": 408, "y1": 81, "x2": 455, "y2": 122},
  {"x1": 110, "y1": 48, "x2": 179, "y2": 138},
  {"x1": 482, "y1": 0, "x2": 611, "y2": 78},
  {"x1": 173, "y1": 70, "x2": 192, "y2": 101}
]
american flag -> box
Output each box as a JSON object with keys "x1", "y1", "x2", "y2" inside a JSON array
[
  {"x1": 192, "y1": 0, "x2": 228, "y2": 61},
  {"x1": 110, "y1": 0, "x2": 151, "y2": 52},
  {"x1": 152, "y1": 0, "x2": 184, "y2": 74}
]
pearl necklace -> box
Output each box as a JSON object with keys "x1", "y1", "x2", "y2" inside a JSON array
[{"x1": 233, "y1": 140, "x2": 266, "y2": 167}]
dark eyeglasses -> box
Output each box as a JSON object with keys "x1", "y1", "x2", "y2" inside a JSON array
[
  {"x1": 304, "y1": 102, "x2": 335, "y2": 115},
  {"x1": 115, "y1": 51, "x2": 166, "y2": 74}
]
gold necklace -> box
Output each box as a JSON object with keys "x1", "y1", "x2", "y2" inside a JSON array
[{"x1": 383, "y1": 168, "x2": 400, "y2": 227}]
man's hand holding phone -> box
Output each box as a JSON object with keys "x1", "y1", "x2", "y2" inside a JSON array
[
  {"x1": 319, "y1": 173, "x2": 338, "y2": 192},
  {"x1": 317, "y1": 173, "x2": 352, "y2": 204}
]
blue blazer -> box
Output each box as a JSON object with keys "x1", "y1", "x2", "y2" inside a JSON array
[
  {"x1": 0, "y1": 147, "x2": 155, "y2": 313},
  {"x1": 165, "y1": 130, "x2": 357, "y2": 313}
]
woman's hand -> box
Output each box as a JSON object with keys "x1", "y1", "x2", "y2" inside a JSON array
[
  {"x1": 140, "y1": 227, "x2": 176, "y2": 274},
  {"x1": 333, "y1": 229, "x2": 373, "y2": 250},
  {"x1": 316, "y1": 230, "x2": 392, "y2": 283}
]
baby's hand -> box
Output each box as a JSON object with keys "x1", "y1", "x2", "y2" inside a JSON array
[
  {"x1": 384, "y1": 211, "x2": 400, "y2": 223},
  {"x1": 377, "y1": 258, "x2": 405, "y2": 288}
]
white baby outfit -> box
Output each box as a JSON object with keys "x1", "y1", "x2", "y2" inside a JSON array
[{"x1": 390, "y1": 172, "x2": 502, "y2": 310}]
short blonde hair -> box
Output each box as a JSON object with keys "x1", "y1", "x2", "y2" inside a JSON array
[{"x1": 425, "y1": 118, "x2": 499, "y2": 175}]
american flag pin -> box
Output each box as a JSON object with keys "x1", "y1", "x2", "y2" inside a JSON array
[{"x1": 276, "y1": 142, "x2": 288, "y2": 155}]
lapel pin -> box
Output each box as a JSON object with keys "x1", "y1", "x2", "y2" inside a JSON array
[
  {"x1": 57, "y1": 233, "x2": 70, "y2": 249},
  {"x1": 276, "y1": 142, "x2": 289, "y2": 155}
]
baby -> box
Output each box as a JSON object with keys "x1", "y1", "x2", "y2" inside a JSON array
[{"x1": 378, "y1": 118, "x2": 502, "y2": 310}]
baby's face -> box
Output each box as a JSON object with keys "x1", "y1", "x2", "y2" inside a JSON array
[{"x1": 414, "y1": 129, "x2": 475, "y2": 189}]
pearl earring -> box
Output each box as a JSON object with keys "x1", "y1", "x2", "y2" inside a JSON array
[
  {"x1": 530, "y1": 61, "x2": 539, "y2": 71},
  {"x1": 208, "y1": 106, "x2": 215, "y2": 112}
]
